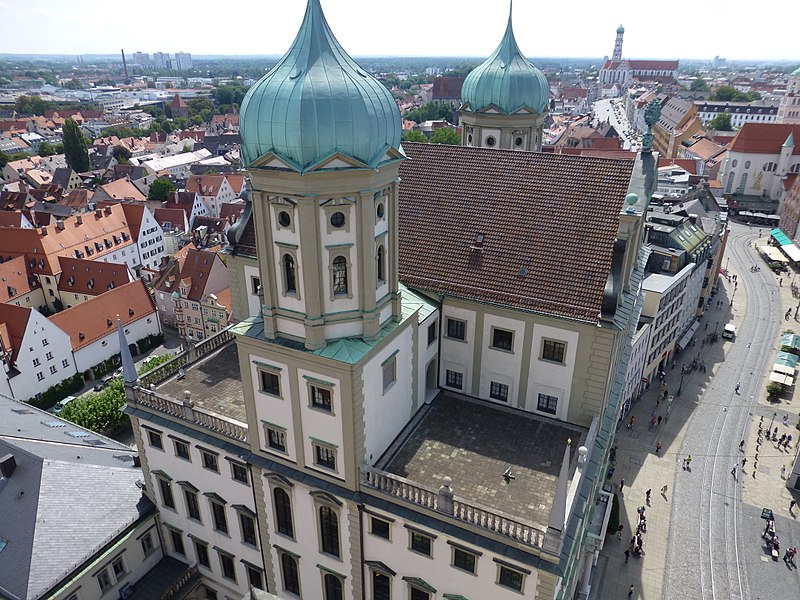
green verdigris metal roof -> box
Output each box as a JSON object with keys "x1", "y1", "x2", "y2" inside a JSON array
[
  {"x1": 461, "y1": 9, "x2": 549, "y2": 115},
  {"x1": 239, "y1": 0, "x2": 401, "y2": 171},
  {"x1": 792, "y1": 66, "x2": 800, "y2": 76},
  {"x1": 231, "y1": 284, "x2": 438, "y2": 365}
]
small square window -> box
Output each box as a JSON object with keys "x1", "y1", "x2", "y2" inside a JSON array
[
  {"x1": 169, "y1": 529, "x2": 185, "y2": 556},
  {"x1": 147, "y1": 429, "x2": 163, "y2": 449},
  {"x1": 266, "y1": 427, "x2": 287, "y2": 453},
  {"x1": 194, "y1": 540, "x2": 210, "y2": 568},
  {"x1": 445, "y1": 369, "x2": 463, "y2": 390},
  {"x1": 97, "y1": 569, "x2": 112, "y2": 593},
  {"x1": 409, "y1": 530, "x2": 432, "y2": 556},
  {"x1": 259, "y1": 370, "x2": 280, "y2": 396},
  {"x1": 490, "y1": 381, "x2": 509, "y2": 402},
  {"x1": 491, "y1": 328, "x2": 514, "y2": 352},
  {"x1": 251, "y1": 276, "x2": 261, "y2": 295},
  {"x1": 427, "y1": 321, "x2": 437, "y2": 345},
  {"x1": 314, "y1": 444, "x2": 337, "y2": 470},
  {"x1": 382, "y1": 357, "x2": 396, "y2": 393},
  {"x1": 537, "y1": 393, "x2": 558, "y2": 415},
  {"x1": 45, "y1": 351, "x2": 53, "y2": 360},
  {"x1": 498, "y1": 565, "x2": 524, "y2": 591},
  {"x1": 310, "y1": 386, "x2": 332, "y2": 412},
  {"x1": 36, "y1": 372, "x2": 44, "y2": 381},
  {"x1": 370, "y1": 516, "x2": 391, "y2": 540},
  {"x1": 453, "y1": 547, "x2": 477, "y2": 573},
  {"x1": 446, "y1": 318, "x2": 466, "y2": 341},
  {"x1": 231, "y1": 462, "x2": 248, "y2": 484},
  {"x1": 111, "y1": 556, "x2": 126, "y2": 580},
  {"x1": 541, "y1": 339, "x2": 566, "y2": 363},
  {"x1": 410, "y1": 587, "x2": 430, "y2": 600},
  {"x1": 201, "y1": 450, "x2": 219, "y2": 472},
  {"x1": 62, "y1": 359, "x2": 69, "y2": 368},
  {"x1": 174, "y1": 440, "x2": 190, "y2": 460},
  {"x1": 49, "y1": 365, "x2": 57, "y2": 374},
  {"x1": 140, "y1": 532, "x2": 155, "y2": 556}
]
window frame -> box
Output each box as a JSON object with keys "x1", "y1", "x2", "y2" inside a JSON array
[
  {"x1": 491, "y1": 327, "x2": 514, "y2": 352},
  {"x1": 445, "y1": 369, "x2": 463, "y2": 390},
  {"x1": 318, "y1": 504, "x2": 341, "y2": 558},
  {"x1": 427, "y1": 321, "x2": 437, "y2": 346},
  {"x1": 209, "y1": 499, "x2": 228, "y2": 534},
  {"x1": 331, "y1": 255, "x2": 349, "y2": 297},
  {"x1": 451, "y1": 545, "x2": 479, "y2": 574},
  {"x1": 218, "y1": 550, "x2": 237, "y2": 582},
  {"x1": 238, "y1": 511, "x2": 258, "y2": 548},
  {"x1": 489, "y1": 381, "x2": 509, "y2": 402},
  {"x1": 496, "y1": 563, "x2": 526, "y2": 592},
  {"x1": 280, "y1": 551, "x2": 301, "y2": 596},
  {"x1": 264, "y1": 423, "x2": 288, "y2": 453},
  {"x1": 247, "y1": 564, "x2": 265, "y2": 590},
  {"x1": 445, "y1": 317, "x2": 466, "y2": 341},
  {"x1": 537, "y1": 392, "x2": 559, "y2": 415},
  {"x1": 140, "y1": 531, "x2": 155, "y2": 557},
  {"x1": 382, "y1": 356, "x2": 397, "y2": 394},
  {"x1": 323, "y1": 572, "x2": 344, "y2": 600},
  {"x1": 370, "y1": 516, "x2": 391, "y2": 540},
  {"x1": 230, "y1": 461, "x2": 249, "y2": 485},
  {"x1": 157, "y1": 476, "x2": 175, "y2": 510},
  {"x1": 309, "y1": 384, "x2": 333, "y2": 413},
  {"x1": 169, "y1": 528, "x2": 185, "y2": 556},
  {"x1": 111, "y1": 556, "x2": 127, "y2": 581},
  {"x1": 283, "y1": 253, "x2": 297, "y2": 295},
  {"x1": 200, "y1": 449, "x2": 219, "y2": 473},
  {"x1": 258, "y1": 369, "x2": 281, "y2": 397},
  {"x1": 313, "y1": 442, "x2": 337, "y2": 471},
  {"x1": 372, "y1": 569, "x2": 391, "y2": 600},
  {"x1": 184, "y1": 488, "x2": 202, "y2": 522},
  {"x1": 96, "y1": 568, "x2": 112, "y2": 593},
  {"x1": 173, "y1": 438, "x2": 191, "y2": 461},
  {"x1": 273, "y1": 486, "x2": 295, "y2": 538},
  {"x1": 408, "y1": 529, "x2": 434, "y2": 557},
  {"x1": 540, "y1": 338, "x2": 567, "y2": 364},
  {"x1": 193, "y1": 539, "x2": 211, "y2": 569}
]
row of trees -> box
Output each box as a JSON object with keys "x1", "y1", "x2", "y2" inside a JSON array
[
  {"x1": 403, "y1": 101, "x2": 455, "y2": 124},
  {"x1": 402, "y1": 128, "x2": 460, "y2": 145}
]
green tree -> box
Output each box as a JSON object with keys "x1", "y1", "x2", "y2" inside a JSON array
[
  {"x1": 63, "y1": 78, "x2": 83, "y2": 90},
  {"x1": 148, "y1": 177, "x2": 176, "y2": 201},
  {"x1": 709, "y1": 85, "x2": 761, "y2": 102},
  {"x1": 690, "y1": 78, "x2": 709, "y2": 91},
  {"x1": 60, "y1": 379, "x2": 127, "y2": 433},
  {"x1": 709, "y1": 111, "x2": 733, "y2": 131},
  {"x1": 429, "y1": 128, "x2": 460, "y2": 145},
  {"x1": 403, "y1": 102, "x2": 454, "y2": 124},
  {"x1": 111, "y1": 145, "x2": 132, "y2": 164},
  {"x1": 0, "y1": 150, "x2": 31, "y2": 168},
  {"x1": 15, "y1": 94, "x2": 50, "y2": 115},
  {"x1": 62, "y1": 117, "x2": 90, "y2": 172},
  {"x1": 38, "y1": 141, "x2": 56, "y2": 156},
  {"x1": 172, "y1": 116, "x2": 189, "y2": 130},
  {"x1": 402, "y1": 130, "x2": 427, "y2": 142}
]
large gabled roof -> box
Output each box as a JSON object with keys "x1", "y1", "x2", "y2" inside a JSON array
[
  {"x1": 0, "y1": 256, "x2": 40, "y2": 302},
  {"x1": 729, "y1": 123, "x2": 800, "y2": 155},
  {"x1": 56, "y1": 257, "x2": 132, "y2": 296},
  {"x1": 397, "y1": 143, "x2": 633, "y2": 323}
]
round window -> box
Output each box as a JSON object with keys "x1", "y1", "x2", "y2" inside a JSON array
[
  {"x1": 278, "y1": 211, "x2": 291, "y2": 227},
  {"x1": 515, "y1": 137, "x2": 523, "y2": 146},
  {"x1": 330, "y1": 211, "x2": 345, "y2": 228},
  {"x1": 376, "y1": 203, "x2": 385, "y2": 219},
  {"x1": 486, "y1": 136, "x2": 496, "y2": 147}
]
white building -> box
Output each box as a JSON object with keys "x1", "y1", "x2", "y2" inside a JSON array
[
  {"x1": 695, "y1": 101, "x2": 779, "y2": 128},
  {"x1": 0, "y1": 304, "x2": 76, "y2": 402},
  {"x1": 778, "y1": 67, "x2": 800, "y2": 124},
  {"x1": 620, "y1": 322, "x2": 651, "y2": 418},
  {"x1": 185, "y1": 174, "x2": 246, "y2": 218}
]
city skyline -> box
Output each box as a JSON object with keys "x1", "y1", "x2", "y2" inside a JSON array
[{"x1": 0, "y1": 0, "x2": 798, "y2": 62}]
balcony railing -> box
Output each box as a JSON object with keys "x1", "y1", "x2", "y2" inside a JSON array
[
  {"x1": 139, "y1": 326, "x2": 234, "y2": 387},
  {"x1": 360, "y1": 466, "x2": 543, "y2": 549},
  {"x1": 162, "y1": 564, "x2": 202, "y2": 600},
  {"x1": 131, "y1": 387, "x2": 248, "y2": 443}
]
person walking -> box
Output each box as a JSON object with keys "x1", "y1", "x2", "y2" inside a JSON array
[
  {"x1": 656, "y1": 441, "x2": 662, "y2": 454},
  {"x1": 624, "y1": 548, "x2": 630, "y2": 563},
  {"x1": 685, "y1": 455, "x2": 693, "y2": 470},
  {"x1": 661, "y1": 484, "x2": 668, "y2": 496},
  {"x1": 739, "y1": 439, "x2": 745, "y2": 451},
  {"x1": 628, "y1": 415, "x2": 635, "y2": 429},
  {"x1": 790, "y1": 499, "x2": 796, "y2": 512},
  {"x1": 620, "y1": 478, "x2": 625, "y2": 495},
  {"x1": 618, "y1": 524, "x2": 624, "y2": 540},
  {"x1": 741, "y1": 458, "x2": 747, "y2": 471},
  {"x1": 735, "y1": 382, "x2": 741, "y2": 394},
  {"x1": 784, "y1": 415, "x2": 789, "y2": 427},
  {"x1": 782, "y1": 465, "x2": 787, "y2": 480},
  {"x1": 646, "y1": 489, "x2": 651, "y2": 504},
  {"x1": 628, "y1": 584, "x2": 635, "y2": 598},
  {"x1": 731, "y1": 463, "x2": 738, "y2": 478},
  {"x1": 657, "y1": 415, "x2": 663, "y2": 427}
]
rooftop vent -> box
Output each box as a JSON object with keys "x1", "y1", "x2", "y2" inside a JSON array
[
  {"x1": 470, "y1": 233, "x2": 485, "y2": 251},
  {"x1": 0, "y1": 454, "x2": 16, "y2": 479}
]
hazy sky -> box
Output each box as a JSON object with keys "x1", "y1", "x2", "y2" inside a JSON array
[{"x1": 0, "y1": 0, "x2": 797, "y2": 62}]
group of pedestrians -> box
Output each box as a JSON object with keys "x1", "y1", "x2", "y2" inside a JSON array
[{"x1": 622, "y1": 503, "x2": 648, "y2": 563}]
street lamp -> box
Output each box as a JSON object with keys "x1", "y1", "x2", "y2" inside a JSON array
[{"x1": 769, "y1": 411, "x2": 777, "y2": 433}]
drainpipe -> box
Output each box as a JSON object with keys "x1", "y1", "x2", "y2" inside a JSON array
[
  {"x1": 247, "y1": 462, "x2": 270, "y2": 593},
  {"x1": 358, "y1": 503, "x2": 366, "y2": 600}
]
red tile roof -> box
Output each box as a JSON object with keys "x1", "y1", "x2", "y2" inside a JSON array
[
  {"x1": 56, "y1": 257, "x2": 132, "y2": 295},
  {"x1": 153, "y1": 247, "x2": 221, "y2": 301},
  {"x1": 154, "y1": 208, "x2": 187, "y2": 230},
  {"x1": 397, "y1": 143, "x2": 634, "y2": 322},
  {"x1": 171, "y1": 94, "x2": 188, "y2": 109},
  {"x1": 0, "y1": 256, "x2": 40, "y2": 302},
  {"x1": 729, "y1": 123, "x2": 800, "y2": 155},
  {"x1": 432, "y1": 77, "x2": 465, "y2": 99},
  {"x1": 0, "y1": 304, "x2": 31, "y2": 362},
  {"x1": 602, "y1": 59, "x2": 679, "y2": 71},
  {"x1": 49, "y1": 280, "x2": 156, "y2": 351}
]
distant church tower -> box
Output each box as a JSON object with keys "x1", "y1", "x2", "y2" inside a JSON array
[
  {"x1": 613, "y1": 25, "x2": 624, "y2": 61},
  {"x1": 459, "y1": 3, "x2": 549, "y2": 152},
  {"x1": 778, "y1": 66, "x2": 800, "y2": 124}
]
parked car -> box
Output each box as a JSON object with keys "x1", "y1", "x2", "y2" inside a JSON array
[
  {"x1": 722, "y1": 324, "x2": 736, "y2": 340},
  {"x1": 51, "y1": 396, "x2": 77, "y2": 415}
]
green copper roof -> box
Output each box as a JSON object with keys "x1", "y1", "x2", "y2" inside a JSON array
[
  {"x1": 461, "y1": 6, "x2": 549, "y2": 115},
  {"x1": 617, "y1": 25, "x2": 625, "y2": 34},
  {"x1": 239, "y1": 0, "x2": 401, "y2": 171},
  {"x1": 792, "y1": 66, "x2": 800, "y2": 76},
  {"x1": 784, "y1": 132, "x2": 795, "y2": 147}
]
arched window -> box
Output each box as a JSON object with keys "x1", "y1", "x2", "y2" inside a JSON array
[
  {"x1": 332, "y1": 257, "x2": 348, "y2": 295},
  {"x1": 283, "y1": 254, "x2": 296, "y2": 294},
  {"x1": 319, "y1": 505, "x2": 340, "y2": 557},
  {"x1": 377, "y1": 245, "x2": 385, "y2": 284},
  {"x1": 273, "y1": 488, "x2": 293, "y2": 537},
  {"x1": 324, "y1": 574, "x2": 343, "y2": 600},
  {"x1": 280, "y1": 552, "x2": 300, "y2": 595}
]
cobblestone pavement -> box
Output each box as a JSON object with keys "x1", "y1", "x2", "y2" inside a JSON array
[{"x1": 590, "y1": 223, "x2": 800, "y2": 600}]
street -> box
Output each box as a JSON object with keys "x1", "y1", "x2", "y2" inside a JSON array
[{"x1": 592, "y1": 97, "x2": 641, "y2": 151}]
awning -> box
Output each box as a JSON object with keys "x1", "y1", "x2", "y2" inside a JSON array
[
  {"x1": 676, "y1": 320, "x2": 700, "y2": 351},
  {"x1": 769, "y1": 372, "x2": 794, "y2": 386},
  {"x1": 771, "y1": 228, "x2": 792, "y2": 246},
  {"x1": 781, "y1": 333, "x2": 800, "y2": 351},
  {"x1": 739, "y1": 211, "x2": 754, "y2": 217},
  {"x1": 773, "y1": 364, "x2": 796, "y2": 376},
  {"x1": 781, "y1": 243, "x2": 800, "y2": 263},
  {"x1": 760, "y1": 246, "x2": 789, "y2": 263},
  {"x1": 776, "y1": 351, "x2": 800, "y2": 367}
]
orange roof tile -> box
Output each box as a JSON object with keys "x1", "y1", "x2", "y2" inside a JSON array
[
  {"x1": 0, "y1": 304, "x2": 31, "y2": 362},
  {"x1": 0, "y1": 256, "x2": 40, "y2": 301},
  {"x1": 729, "y1": 123, "x2": 800, "y2": 155},
  {"x1": 56, "y1": 257, "x2": 131, "y2": 295}
]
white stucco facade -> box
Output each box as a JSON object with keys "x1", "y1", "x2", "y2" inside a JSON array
[
  {"x1": 136, "y1": 207, "x2": 166, "y2": 272},
  {"x1": 72, "y1": 313, "x2": 160, "y2": 373}
]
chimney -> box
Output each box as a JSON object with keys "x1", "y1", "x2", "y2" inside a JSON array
[
  {"x1": 75, "y1": 215, "x2": 83, "y2": 225},
  {"x1": 0, "y1": 453, "x2": 16, "y2": 478},
  {"x1": 40, "y1": 226, "x2": 47, "y2": 236},
  {"x1": 104, "y1": 205, "x2": 112, "y2": 215},
  {"x1": 56, "y1": 220, "x2": 65, "y2": 230}
]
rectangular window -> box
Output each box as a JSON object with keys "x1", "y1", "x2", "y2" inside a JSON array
[
  {"x1": 97, "y1": 569, "x2": 112, "y2": 593},
  {"x1": 45, "y1": 351, "x2": 53, "y2": 360},
  {"x1": 219, "y1": 552, "x2": 236, "y2": 582},
  {"x1": 194, "y1": 540, "x2": 210, "y2": 568},
  {"x1": 427, "y1": 321, "x2": 437, "y2": 345},
  {"x1": 410, "y1": 588, "x2": 430, "y2": 600},
  {"x1": 409, "y1": 530, "x2": 432, "y2": 556},
  {"x1": 184, "y1": 489, "x2": 201, "y2": 521},
  {"x1": 251, "y1": 276, "x2": 261, "y2": 295},
  {"x1": 266, "y1": 427, "x2": 287, "y2": 453},
  {"x1": 147, "y1": 429, "x2": 163, "y2": 449},
  {"x1": 140, "y1": 531, "x2": 155, "y2": 556},
  {"x1": 314, "y1": 444, "x2": 337, "y2": 470},
  {"x1": 158, "y1": 478, "x2": 175, "y2": 509},
  {"x1": 201, "y1": 450, "x2": 219, "y2": 472},
  {"x1": 537, "y1": 393, "x2": 558, "y2": 415},
  {"x1": 259, "y1": 370, "x2": 280, "y2": 396},
  {"x1": 174, "y1": 439, "x2": 190, "y2": 460},
  {"x1": 62, "y1": 359, "x2": 69, "y2": 368},
  {"x1": 239, "y1": 512, "x2": 258, "y2": 547},
  {"x1": 231, "y1": 462, "x2": 248, "y2": 484},
  {"x1": 382, "y1": 357, "x2": 396, "y2": 393},
  {"x1": 37, "y1": 372, "x2": 44, "y2": 381},
  {"x1": 490, "y1": 381, "x2": 509, "y2": 402},
  {"x1": 452, "y1": 547, "x2": 477, "y2": 573},
  {"x1": 281, "y1": 553, "x2": 300, "y2": 595},
  {"x1": 42, "y1": 338, "x2": 48, "y2": 346},
  {"x1": 310, "y1": 386, "x2": 332, "y2": 412},
  {"x1": 491, "y1": 328, "x2": 514, "y2": 351},
  {"x1": 170, "y1": 529, "x2": 185, "y2": 556},
  {"x1": 111, "y1": 556, "x2": 126, "y2": 580},
  {"x1": 33, "y1": 358, "x2": 40, "y2": 367},
  {"x1": 445, "y1": 369, "x2": 463, "y2": 390},
  {"x1": 541, "y1": 339, "x2": 566, "y2": 363},
  {"x1": 49, "y1": 365, "x2": 57, "y2": 374},
  {"x1": 373, "y1": 571, "x2": 391, "y2": 600},
  {"x1": 498, "y1": 565, "x2": 524, "y2": 591},
  {"x1": 210, "y1": 501, "x2": 228, "y2": 534},
  {"x1": 446, "y1": 317, "x2": 466, "y2": 341},
  {"x1": 370, "y1": 516, "x2": 391, "y2": 540},
  {"x1": 247, "y1": 565, "x2": 265, "y2": 590}
]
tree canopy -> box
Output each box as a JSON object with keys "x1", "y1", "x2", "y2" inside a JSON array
[
  {"x1": 709, "y1": 85, "x2": 761, "y2": 102},
  {"x1": 60, "y1": 379, "x2": 126, "y2": 433},
  {"x1": 401, "y1": 130, "x2": 427, "y2": 142},
  {"x1": 148, "y1": 178, "x2": 176, "y2": 201},
  {"x1": 403, "y1": 102, "x2": 454, "y2": 124},
  {"x1": 62, "y1": 117, "x2": 90, "y2": 173},
  {"x1": 690, "y1": 78, "x2": 709, "y2": 91},
  {"x1": 111, "y1": 145, "x2": 132, "y2": 163},
  {"x1": 429, "y1": 127, "x2": 461, "y2": 145},
  {"x1": 708, "y1": 111, "x2": 733, "y2": 131}
]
